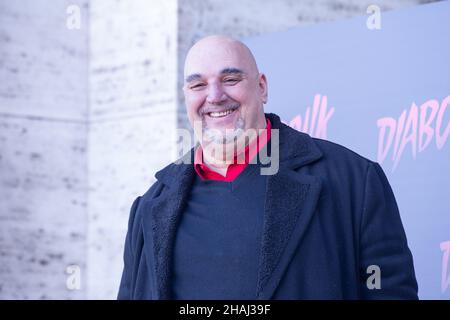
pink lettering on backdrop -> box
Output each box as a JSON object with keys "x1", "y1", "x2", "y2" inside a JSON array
[
  {"x1": 283, "y1": 94, "x2": 335, "y2": 139},
  {"x1": 440, "y1": 240, "x2": 450, "y2": 293},
  {"x1": 377, "y1": 94, "x2": 450, "y2": 170}
]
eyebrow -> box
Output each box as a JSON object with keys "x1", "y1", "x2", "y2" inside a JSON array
[
  {"x1": 185, "y1": 67, "x2": 245, "y2": 83},
  {"x1": 220, "y1": 67, "x2": 245, "y2": 76},
  {"x1": 185, "y1": 73, "x2": 202, "y2": 83}
]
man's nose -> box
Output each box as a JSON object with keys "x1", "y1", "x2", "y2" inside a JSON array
[{"x1": 206, "y1": 83, "x2": 227, "y2": 104}]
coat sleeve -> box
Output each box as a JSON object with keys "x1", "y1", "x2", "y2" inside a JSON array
[
  {"x1": 359, "y1": 162, "x2": 418, "y2": 299},
  {"x1": 117, "y1": 196, "x2": 141, "y2": 300}
]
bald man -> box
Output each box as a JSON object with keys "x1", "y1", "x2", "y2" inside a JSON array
[
  {"x1": 183, "y1": 35, "x2": 273, "y2": 176},
  {"x1": 118, "y1": 35, "x2": 418, "y2": 300}
]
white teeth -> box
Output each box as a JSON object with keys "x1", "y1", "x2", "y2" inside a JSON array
[{"x1": 209, "y1": 109, "x2": 234, "y2": 118}]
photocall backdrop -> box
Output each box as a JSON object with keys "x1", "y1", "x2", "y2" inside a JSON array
[{"x1": 245, "y1": 1, "x2": 450, "y2": 299}]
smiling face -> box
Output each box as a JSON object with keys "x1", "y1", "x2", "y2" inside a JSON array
[{"x1": 183, "y1": 35, "x2": 268, "y2": 147}]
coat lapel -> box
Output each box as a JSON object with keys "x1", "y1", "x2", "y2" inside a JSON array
[
  {"x1": 142, "y1": 151, "x2": 196, "y2": 299},
  {"x1": 256, "y1": 113, "x2": 324, "y2": 299},
  {"x1": 256, "y1": 168, "x2": 322, "y2": 299}
]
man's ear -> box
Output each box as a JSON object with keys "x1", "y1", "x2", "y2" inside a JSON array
[{"x1": 259, "y1": 73, "x2": 268, "y2": 104}]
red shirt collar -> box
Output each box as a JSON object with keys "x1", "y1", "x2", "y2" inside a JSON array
[{"x1": 194, "y1": 118, "x2": 272, "y2": 182}]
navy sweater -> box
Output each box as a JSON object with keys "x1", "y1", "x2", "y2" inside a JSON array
[{"x1": 172, "y1": 163, "x2": 267, "y2": 299}]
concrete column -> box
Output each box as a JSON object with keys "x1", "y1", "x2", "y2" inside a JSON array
[
  {"x1": 0, "y1": 0, "x2": 89, "y2": 299},
  {"x1": 87, "y1": 0, "x2": 178, "y2": 299}
]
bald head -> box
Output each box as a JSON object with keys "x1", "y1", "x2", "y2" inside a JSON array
[{"x1": 184, "y1": 35, "x2": 259, "y2": 80}]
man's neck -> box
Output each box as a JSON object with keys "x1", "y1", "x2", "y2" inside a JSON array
[
  {"x1": 198, "y1": 118, "x2": 269, "y2": 177},
  {"x1": 202, "y1": 158, "x2": 229, "y2": 177}
]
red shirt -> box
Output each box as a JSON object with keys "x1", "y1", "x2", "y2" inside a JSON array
[{"x1": 194, "y1": 118, "x2": 272, "y2": 182}]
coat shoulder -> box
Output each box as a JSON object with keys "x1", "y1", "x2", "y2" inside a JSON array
[
  {"x1": 311, "y1": 137, "x2": 375, "y2": 172},
  {"x1": 304, "y1": 137, "x2": 380, "y2": 197},
  {"x1": 140, "y1": 179, "x2": 165, "y2": 203}
]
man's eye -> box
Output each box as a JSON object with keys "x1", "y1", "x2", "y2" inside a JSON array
[
  {"x1": 224, "y1": 78, "x2": 240, "y2": 84},
  {"x1": 190, "y1": 83, "x2": 205, "y2": 90}
]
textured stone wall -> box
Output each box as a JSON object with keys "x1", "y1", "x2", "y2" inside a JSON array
[
  {"x1": 87, "y1": 0, "x2": 178, "y2": 299},
  {"x1": 0, "y1": 0, "x2": 437, "y2": 299},
  {"x1": 0, "y1": 0, "x2": 89, "y2": 299}
]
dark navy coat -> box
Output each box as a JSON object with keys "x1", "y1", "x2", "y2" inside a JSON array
[{"x1": 118, "y1": 113, "x2": 418, "y2": 300}]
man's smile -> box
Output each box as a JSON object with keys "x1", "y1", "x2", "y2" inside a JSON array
[
  {"x1": 207, "y1": 109, "x2": 235, "y2": 118},
  {"x1": 202, "y1": 105, "x2": 241, "y2": 127}
]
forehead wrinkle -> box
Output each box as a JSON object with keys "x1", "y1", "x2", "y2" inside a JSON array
[
  {"x1": 184, "y1": 67, "x2": 246, "y2": 85},
  {"x1": 184, "y1": 36, "x2": 259, "y2": 79}
]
